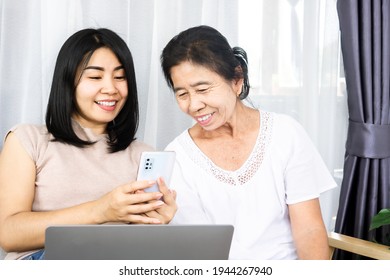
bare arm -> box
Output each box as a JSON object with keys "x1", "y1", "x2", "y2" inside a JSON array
[
  {"x1": 0, "y1": 132, "x2": 168, "y2": 252},
  {"x1": 288, "y1": 198, "x2": 329, "y2": 259}
]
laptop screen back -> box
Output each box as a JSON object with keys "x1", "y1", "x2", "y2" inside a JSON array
[{"x1": 44, "y1": 224, "x2": 234, "y2": 260}]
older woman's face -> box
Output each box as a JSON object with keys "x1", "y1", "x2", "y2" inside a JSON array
[
  {"x1": 73, "y1": 47, "x2": 128, "y2": 134},
  {"x1": 170, "y1": 61, "x2": 243, "y2": 131}
]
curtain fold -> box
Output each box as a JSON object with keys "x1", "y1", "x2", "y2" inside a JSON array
[{"x1": 334, "y1": 0, "x2": 390, "y2": 259}]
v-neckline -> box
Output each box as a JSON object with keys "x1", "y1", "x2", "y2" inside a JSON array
[{"x1": 179, "y1": 110, "x2": 273, "y2": 185}]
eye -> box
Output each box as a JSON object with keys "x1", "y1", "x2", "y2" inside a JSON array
[
  {"x1": 89, "y1": 76, "x2": 102, "y2": 80},
  {"x1": 114, "y1": 69, "x2": 126, "y2": 80},
  {"x1": 176, "y1": 91, "x2": 189, "y2": 99},
  {"x1": 114, "y1": 76, "x2": 126, "y2": 81},
  {"x1": 196, "y1": 87, "x2": 209, "y2": 93}
]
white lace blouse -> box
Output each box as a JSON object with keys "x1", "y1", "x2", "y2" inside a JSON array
[{"x1": 165, "y1": 111, "x2": 336, "y2": 260}]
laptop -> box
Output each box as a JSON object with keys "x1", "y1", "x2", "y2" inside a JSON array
[{"x1": 44, "y1": 224, "x2": 234, "y2": 260}]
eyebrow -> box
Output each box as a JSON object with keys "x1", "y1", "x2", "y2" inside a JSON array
[
  {"x1": 173, "y1": 81, "x2": 212, "y2": 92},
  {"x1": 84, "y1": 65, "x2": 124, "y2": 71}
]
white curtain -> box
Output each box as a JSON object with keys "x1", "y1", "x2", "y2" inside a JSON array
[
  {"x1": 238, "y1": 0, "x2": 345, "y2": 231},
  {"x1": 0, "y1": 0, "x2": 344, "y2": 238}
]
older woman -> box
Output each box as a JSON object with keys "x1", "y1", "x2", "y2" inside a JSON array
[{"x1": 160, "y1": 25, "x2": 336, "y2": 260}]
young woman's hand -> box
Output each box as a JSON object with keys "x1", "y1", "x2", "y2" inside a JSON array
[{"x1": 95, "y1": 180, "x2": 167, "y2": 224}]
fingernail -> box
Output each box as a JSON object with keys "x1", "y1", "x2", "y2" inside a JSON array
[{"x1": 155, "y1": 200, "x2": 164, "y2": 206}]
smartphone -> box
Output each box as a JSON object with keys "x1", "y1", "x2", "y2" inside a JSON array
[{"x1": 136, "y1": 151, "x2": 176, "y2": 193}]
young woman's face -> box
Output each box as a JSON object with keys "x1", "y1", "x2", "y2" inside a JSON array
[
  {"x1": 73, "y1": 47, "x2": 128, "y2": 134},
  {"x1": 170, "y1": 61, "x2": 242, "y2": 131}
]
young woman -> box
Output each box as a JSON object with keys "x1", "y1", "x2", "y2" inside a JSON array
[
  {"x1": 0, "y1": 28, "x2": 177, "y2": 260},
  {"x1": 160, "y1": 25, "x2": 336, "y2": 259}
]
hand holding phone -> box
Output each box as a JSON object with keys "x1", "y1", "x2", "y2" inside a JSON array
[{"x1": 136, "y1": 151, "x2": 176, "y2": 193}]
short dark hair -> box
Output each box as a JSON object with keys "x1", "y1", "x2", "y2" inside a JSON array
[
  {"x1": 45, "y1": 28, "x2": 139, "y2": 153},
  {"x1": 160, "y1": 25, "x2": 250, "y2": 99}
]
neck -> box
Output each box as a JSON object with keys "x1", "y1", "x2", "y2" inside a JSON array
[{"x1": 71, "y1": 116, "x2": 108, "y2": 135}]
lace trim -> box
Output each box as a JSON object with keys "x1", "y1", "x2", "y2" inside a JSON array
[{"x1": 179, "y1": 111, "x2": 273, "y2": 186}]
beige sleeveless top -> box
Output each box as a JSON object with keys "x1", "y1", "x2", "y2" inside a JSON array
[{"x1": 4, "y1": 121, "x2": 153, "y2": 259}]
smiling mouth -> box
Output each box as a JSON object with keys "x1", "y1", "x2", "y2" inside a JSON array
[
  {"x1": 95, "y1": 101, "x2": 117, "y2": 107},
  {"x1": 95, "y1": 100, "x2": 118, "y2": 112},
  {"x1": 196, "y1": 113, "x2": 213, "y2": 123}
]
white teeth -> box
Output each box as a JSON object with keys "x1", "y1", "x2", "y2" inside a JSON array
[
  {"x1": 96, "y1": 101, "x2": 116, "y2": 106},
  {"x1": 197, "y1": 114, "x2": 211, "y2": 122}
]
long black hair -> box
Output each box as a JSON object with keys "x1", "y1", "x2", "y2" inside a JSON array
[
  {"x1": 45, "y1": 28, "x2": 139, "y2": 153},
  {"x1": 160, "y1": 25, "x2": 250, "y2": 99}
]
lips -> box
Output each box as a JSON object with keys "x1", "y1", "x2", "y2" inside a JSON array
[
  {"x1": 195, "y1": 113, "x2": 213, "y2": 125},
  {"x1": 95, "y1": 100, "x2": 117, "y2": 111}
]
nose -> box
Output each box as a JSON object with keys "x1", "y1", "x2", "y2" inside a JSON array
[
  {"x1": 188, "y1": 93, "x2": 205, "y2": 112},
  {"x1": 100, "y1": 78, "x2": 118, "y2": 95}
]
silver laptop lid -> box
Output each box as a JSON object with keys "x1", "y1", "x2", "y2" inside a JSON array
[{"x1": 44, "y1": 224, "x2": 234, "y2": 260}]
